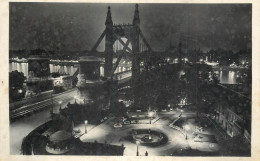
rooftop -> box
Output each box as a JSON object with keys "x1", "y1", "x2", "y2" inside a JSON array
[{"x1": 49, "y1": 130, "x2": 72, "y2": 143}]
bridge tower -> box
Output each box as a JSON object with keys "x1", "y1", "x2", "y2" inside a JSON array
[
  {"x1": 90, "y1": 4, "x2": 152, "y2": 108},
  {"x1": 105, "y1": 6, "x2": 114, "y2": 78},
  {"x1": 91, "y1": 4, "x2": 152, "y2": 80},
  {"x1": 76, "y1": 56, "x2": 107, "y2": 108},
  {"x1": 132, "y1": 4, "x2": 141, "y2": 80}
]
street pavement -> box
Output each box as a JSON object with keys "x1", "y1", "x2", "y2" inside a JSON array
[
  {"x1": 9, "y1": 89, "x2": 77, "y2": 154},
  {"x1": 78, "y1": 110, "x2": 222, "y2": 156}
]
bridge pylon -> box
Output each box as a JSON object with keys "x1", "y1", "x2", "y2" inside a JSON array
[
  {"x1": 91, "y1": 4, "x2": 152, "y2": 80},
  {"x1": 89, "y1": 4, "x2": 153, "y2": 109}
]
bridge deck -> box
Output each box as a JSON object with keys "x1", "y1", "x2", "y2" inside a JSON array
[{"x1": 118, "y1": 77, "x2": 131, "y2": 85}]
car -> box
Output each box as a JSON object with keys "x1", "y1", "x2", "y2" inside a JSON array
[
  {"x1": 114, "y1": 123, "x2": 123, "y2": 128},
  {"x1": 123, "y1": 120, "x2": 130, "y2": 125},
  {"x1": 73, "y1": 129, "x2": 81, "y2": 133}
]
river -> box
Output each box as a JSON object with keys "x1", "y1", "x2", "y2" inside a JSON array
[
  {"x1": 214, "y1": 70, "x2": 238, "y2": 84},
  {"x1": 10, "y1": 62, "x2": 239, "y2": 84}
]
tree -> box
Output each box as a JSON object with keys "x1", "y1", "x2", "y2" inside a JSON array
[
  {"x1": 156, "y1": 91, "x2": 168, "y2": 111},
  {"x1": 110, "y1": 101, "x2": 126, "y2": 116},
  {"x1": 183, "y1": 63, "x2": 213, "y2": 117},
  {"x1": 212, "y1": 73, "x2": 220, "y2": 84},
  {"x1": 51, "y1": 72, "x2": 60, "y2": 78},
  {"x1": 9, "y1": 70, "x2": 26, "y2": 102}
]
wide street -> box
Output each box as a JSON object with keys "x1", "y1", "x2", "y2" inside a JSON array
[{"x1": 9, "y1": 89, "x2": 77, "y2": 154}]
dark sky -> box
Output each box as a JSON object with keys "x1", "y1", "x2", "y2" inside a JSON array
[{"x1": 9, "y1": 3, "x2": 251, "y2": 52}]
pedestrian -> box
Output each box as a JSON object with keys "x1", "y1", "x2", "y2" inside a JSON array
[{"x1": 145, "y1": 151, "x2": 148, "y2": 156}]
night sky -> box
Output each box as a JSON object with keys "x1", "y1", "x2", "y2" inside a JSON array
[{"x1": 9, "y1": 3, "x2": 251, "y2": 52}]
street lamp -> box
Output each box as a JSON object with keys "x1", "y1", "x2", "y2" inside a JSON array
[
  {"x1": 18, "y1": 89, "x2": 23, "y2": 94},
  {"x1": 74, "y1": 96, "x2": 77, "y2": 104},
  {"x1": 183, "y1": 124, "x2": 190, "y2": 140},
  {"x1": 148, "y1": 111, "x2": 154, "y2": 124},
  {"x1": 59, "y1": 101, "x2": 62, "y2": 111},
  {"x1": 136, "y1": 140, "x2": 140, "y2": 156},
  {"x1": 183, "y1": 125, "x2": 187, "y2": 140},
  {"x1": 84, "y1": 120, "x2": 88, "y2": 134}
]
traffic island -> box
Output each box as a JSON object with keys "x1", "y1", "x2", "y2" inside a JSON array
[{"x1": 128, "y1": 129, "x2": 168, "y2": 147}]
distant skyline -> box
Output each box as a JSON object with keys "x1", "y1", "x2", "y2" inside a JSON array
[{"x1": 9, "y1": 3, "x2": 251, "y2": 52}]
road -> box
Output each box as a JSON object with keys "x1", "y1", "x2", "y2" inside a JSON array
[{"x1": 9, "y1": 89, "x2": 77, "y2": 155}]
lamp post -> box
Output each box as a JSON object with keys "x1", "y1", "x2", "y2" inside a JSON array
[
  {"x1": 74, "y1": 96, "x2": 77, "y2": 104},
  {"x1": 136, "y1": 140, "x2": 140, "y2": 156},
  {"x1": 59, "y1": 101, "x2": 62, "y2": 111},
  {"x1": 183, "y1": 125, "x2": 190, "y2": 140},
  {"x1": 185, "y1": 128, "x2": 187, "y2": 140},
  {"x1": 148, "y1": 111, "x2": 153, "y2": 124},
  {"x1": 84, "y1": 120, "x2": 88, "y2": 134},
  {"x1": 183, "y1": 125, "x2": 187, "y2": 140}
]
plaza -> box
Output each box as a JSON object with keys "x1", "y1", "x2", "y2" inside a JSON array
[{"x1": 70, "y1": 109, "x2": 223, "y2": 156}]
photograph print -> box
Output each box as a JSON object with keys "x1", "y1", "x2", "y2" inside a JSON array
[{"x1": 9, "y1": 2, "x2": 252, "y2": 156}]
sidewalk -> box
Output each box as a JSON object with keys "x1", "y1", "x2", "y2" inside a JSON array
[{"x1": 75, "y1": 117, "x2": 115, "y2": 140}]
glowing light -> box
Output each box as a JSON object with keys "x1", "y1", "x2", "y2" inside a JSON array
[
  {"x1": 18, "y1": 89, "x2": 23, "y2": 93},
  {"x1": 148, "y1": 111, "x2": 154, "y2": 117},
  {"x1": 184, "y1": 124, "x2": 191, "y2": 131},
  {"x1": 59, "y1": 101, "x2": 62, "y2": 104}
]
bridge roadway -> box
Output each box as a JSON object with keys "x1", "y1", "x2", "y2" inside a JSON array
[
  {"x1": 10, "y1": 88, "x2": 77, "y2": 120},
  {"x1": 212, "y1": 66, "x2": 247, "y2": 71},
  {"x1": 114, "y1": 70, "x2": 132, "y2": 88}
]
